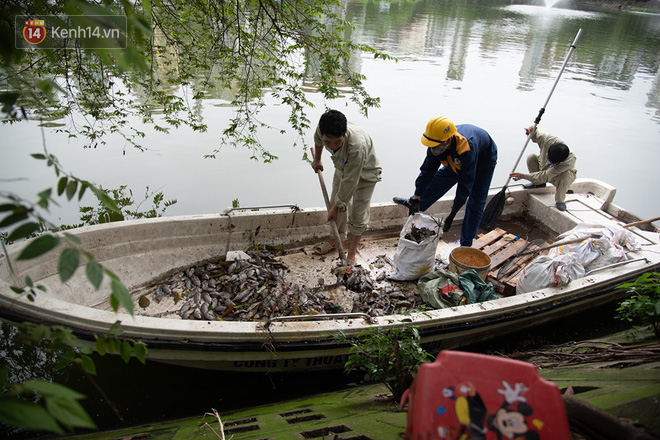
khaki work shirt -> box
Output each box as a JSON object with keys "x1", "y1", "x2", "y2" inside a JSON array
[
  {"x1": 524, "y1": 130, "x2": 577, "y2": 184},
  {"x1": 314, "y1": 122, "x2": 382, "y2": 212}
]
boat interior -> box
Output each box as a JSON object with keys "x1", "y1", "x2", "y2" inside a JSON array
[{"x1": 120, "y1": 178, "x2": 659, "y2": 319}]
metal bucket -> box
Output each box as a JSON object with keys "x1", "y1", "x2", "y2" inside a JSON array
[{"x1": 448, "y1": 247, "x2": 491, "y2": 281}]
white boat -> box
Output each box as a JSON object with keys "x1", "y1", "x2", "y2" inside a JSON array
[{"x1": 1, "y1": 178, "x2": 658, "y2": 372}]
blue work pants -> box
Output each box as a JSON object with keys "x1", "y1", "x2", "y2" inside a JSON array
[{"x1": 419, "y1": 163, "x2": 496, "y2": 247}]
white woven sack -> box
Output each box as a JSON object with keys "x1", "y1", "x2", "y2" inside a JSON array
[{"x1": 389, "y1": 213, "x2": 441, "y2": 281}]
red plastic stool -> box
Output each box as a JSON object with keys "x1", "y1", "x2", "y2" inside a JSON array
[{"x1": 400, "y1": 350, "x2": 570, "y2": 439}]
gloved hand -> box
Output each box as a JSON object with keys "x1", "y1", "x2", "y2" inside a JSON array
[
  {"x1": 393, "y1": 196, "x2": 421, "y2": 216},
  {"x1": 408, "y1": 197, "x2": 420, "y2": 215},
  {"x1": 443, "y1": 211, "x2": 456, "y2": 232}
]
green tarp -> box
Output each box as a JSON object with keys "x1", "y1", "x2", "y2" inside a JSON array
[{"x1": 418, "y1": 269, "x2": 500, "y2": 309}]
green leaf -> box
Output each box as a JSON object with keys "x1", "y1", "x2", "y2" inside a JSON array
[
  {"x1": 58, "y1": 248, "x2": 80, "y2": 283},
  {"x1": 7, "y1": 222, "x2": 40, "y2": 242},
  {"x1": 44, "y1": 396, "x2": 96, "y2": 430},
  {"x1": 109, "y1": 338, "x2": 121, "y2": 354},
  {"x1": 62, "y1": 232, "x2": 82, "y2": 245},
  {"x1": 78, "y1": 355, "x2": 96, "y2": 375},
  {"x1": 95, "y1": 337, "x2": 107, "y2": 356},
  {"x1": 57, "y1": 177, "x2": 68, "y2": 196},
  {"x1": 90, "y1": 187, "x2": 121, "y2": 214},
  {"x1": 23, "y1": 380, "x2": 86, "y2": 400},
  {"x1": 65, "y1": 180, "x2": 78, "y2": 201},
  {"x1": 120, "y1": 341, "x2": 131, "y2": 363},
  {"x1": 31, "y1": 153, "x2": 48, "y2": 160},
  {"x1": 111, "y1": 279, "x2": 134, "y2": 315},
  {"x1": 0, "y1": 212, "x2": 29, "y2": 228},
  {"x1": 133, "y1": 341, "x2": 147, "y2": 364},
  {"x1": 0, "y1": 396, "x2": 64, "y2": 434},
  {"x1": 86, "y1": 261, "x2": 103, "y2": 289},
  {"x1": 38, "y1": 188, "x2": 52, "y2": 201},
  {"x1": 0, "y1": 203, "x2": 18, "y2": 212},
  {"x1": 78, "y1": 182, "x2": 88, "y2": 201},
  {"x1": 141, "y1": 0, "x2": 152, "y2": 18},
  {"x1": 17, "y1": 234, "x2": 60, "y2": 260}
]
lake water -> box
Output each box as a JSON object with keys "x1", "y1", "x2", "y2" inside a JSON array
[{"x1": 1, "y1": 1, "x2": 659, "y2": 227}]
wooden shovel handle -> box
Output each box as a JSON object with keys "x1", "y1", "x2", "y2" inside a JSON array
[
  {"x1": 518, "y1": 234, "x2": 598, "y2": 257},
  {"x1": 317, "y1": 170, "x2": 347, "y2": 265},
  {"x1": 623, "y1": 216, "x2": 660, "y2": 228}
]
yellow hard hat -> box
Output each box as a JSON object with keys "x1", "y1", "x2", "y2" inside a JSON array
[{"x1": 421, "y1": 116, "x2": 456, "y2": 147}]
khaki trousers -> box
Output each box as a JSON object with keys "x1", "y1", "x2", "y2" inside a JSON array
[
  {"x1": 331, "y1": 175, "x2": 377, "y2": 237},
  {"x1": 527, "y1": 154, "x2": 577, "y2": 203}
]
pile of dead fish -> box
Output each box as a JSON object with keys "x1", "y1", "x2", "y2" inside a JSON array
[
  {"x1": 353, "y1": 285, "x2": 420, "y2": 317},
  {"x1": 146, "y1": 250, "x2": 339, "y2": 321},
  {"x1": 333, "y1": 264, "x2": 374, "y2": 293},
  {"x1": 141, "y1": 249, "x2": 425, "y2": 322},
  {"x1": 405, "y1": 225, "x2": 437, "y2": 243}
]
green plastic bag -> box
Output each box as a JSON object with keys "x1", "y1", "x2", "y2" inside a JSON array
[
  {"x1": 417, "y1": 269, "x2": 464, "y2": 309},
  {"x1": 418, "y1": 269, "x2": 500, "y2": 309},
  {"x1": 458, "y1": 269, "x2": 500, "y2": 303}
]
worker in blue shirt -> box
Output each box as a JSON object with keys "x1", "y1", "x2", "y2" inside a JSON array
[{"x1": 395, "y1": 116, "x2": 498, "y2": 247}]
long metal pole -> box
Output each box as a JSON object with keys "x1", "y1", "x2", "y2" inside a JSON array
[{"x1": 502, "y1": 29, "x2": 582, "y2": 188}]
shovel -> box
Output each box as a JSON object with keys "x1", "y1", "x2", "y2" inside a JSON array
[
  {"x1": 622, "y1": 216, "x2": 660, "y2": 229},
  {"x1": 316, "y1": 170, "x2": 348, "y2": 266},
  {"x1": 480, "y1": 29, "x2": 582, "y2": 231}
]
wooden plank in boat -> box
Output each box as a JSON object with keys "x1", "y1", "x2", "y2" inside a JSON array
[
  {"x1": 487, "y1": 240, "x2": 528, "y2": 270},
  {"x1": 473, "y1": 229, "x2": 530, "y2": 296},
  {"x1": 472, "y1": 228, "x2": 507, "y2": 248}
]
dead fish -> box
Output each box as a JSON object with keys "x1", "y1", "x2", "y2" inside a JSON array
[{"x1": 139, "y1": 295, "x2": 150, "y2": 308}]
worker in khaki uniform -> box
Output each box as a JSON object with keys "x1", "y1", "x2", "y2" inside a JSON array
[
  {"x1": 510, "y1": 125, "x2": 577, "y2": 211},
  {"x1": 311, "y1": 110, "x2": 382, "y2": 265}
]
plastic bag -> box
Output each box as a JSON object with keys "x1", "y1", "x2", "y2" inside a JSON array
[
  {"x1": 555, "y1": 222, "x2": 641, "y2": 251},
  {"x1": 548, "y1": 236, "x2": 626, "y2": 270},
  {"x1": 458, "y1": 269, "x2": 500, "y2": 303},
  {"x1": 389, "y1": 213, "x2": 441, "y2": 281},
  {"x1": 547, "y1": 237, "x2": 602, "y2": 267},
  {"x1": 586, "y1": 238, "x2": 626, "y2": 270},
  {"x1": 418, "y1": 269, "x2": 500, "y2": 309},
  {"x1": 516, "y1": 253, "x2": 585, "y2": 294},
  {"x1": 417, "y1": 269, "x2": 463, "y2": 308}
]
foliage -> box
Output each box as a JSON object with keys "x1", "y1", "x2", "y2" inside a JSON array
[
  {"x1": 1, "y1": 157, "x2": 148, "y2": 434},
  {"x1": 70, "y1": 185, "x2": 177, "y2": 227},
  {"x1": 339, "y1": 324, "x2": 434, "y2": 401},
  {"x1": 616, "y1": 272, "x2": 660, "y2": 337},
  {"x1": 0, "y1": 322, "x2": 147, "y2": 435},
  {"x1": 0, "y1": 365, "x2": 96, "y2": 435},
  {"x1": 1, "y1": 153, "x2": 135, "y2": 314},
  {"x1": 1, "y1": 0, "x2": 391, "y2": 162}
]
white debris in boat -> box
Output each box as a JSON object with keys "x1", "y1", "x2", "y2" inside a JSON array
[{"x1": 225, "y1": 250, "x2": 252, "y2": 261}]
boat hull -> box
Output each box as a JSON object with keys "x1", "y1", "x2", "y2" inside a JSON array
[{"x1": 1, "y1": 179, "x2": 658, "y2": 372}]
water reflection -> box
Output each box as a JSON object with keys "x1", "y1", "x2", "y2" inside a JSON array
[
  {"x1": 0, "y1": 322, "x2": 57, "y2": 385},
  {"x1": 348, "y1": 1, "x2": 658, "y2": 99},
  {"x1": 0, "y1": 322, "x2": 61, "y2": 439}
]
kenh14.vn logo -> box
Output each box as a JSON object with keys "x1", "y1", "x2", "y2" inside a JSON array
[{"x1": 23, "y1": 19, "x2": 46, "y2": 44}]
